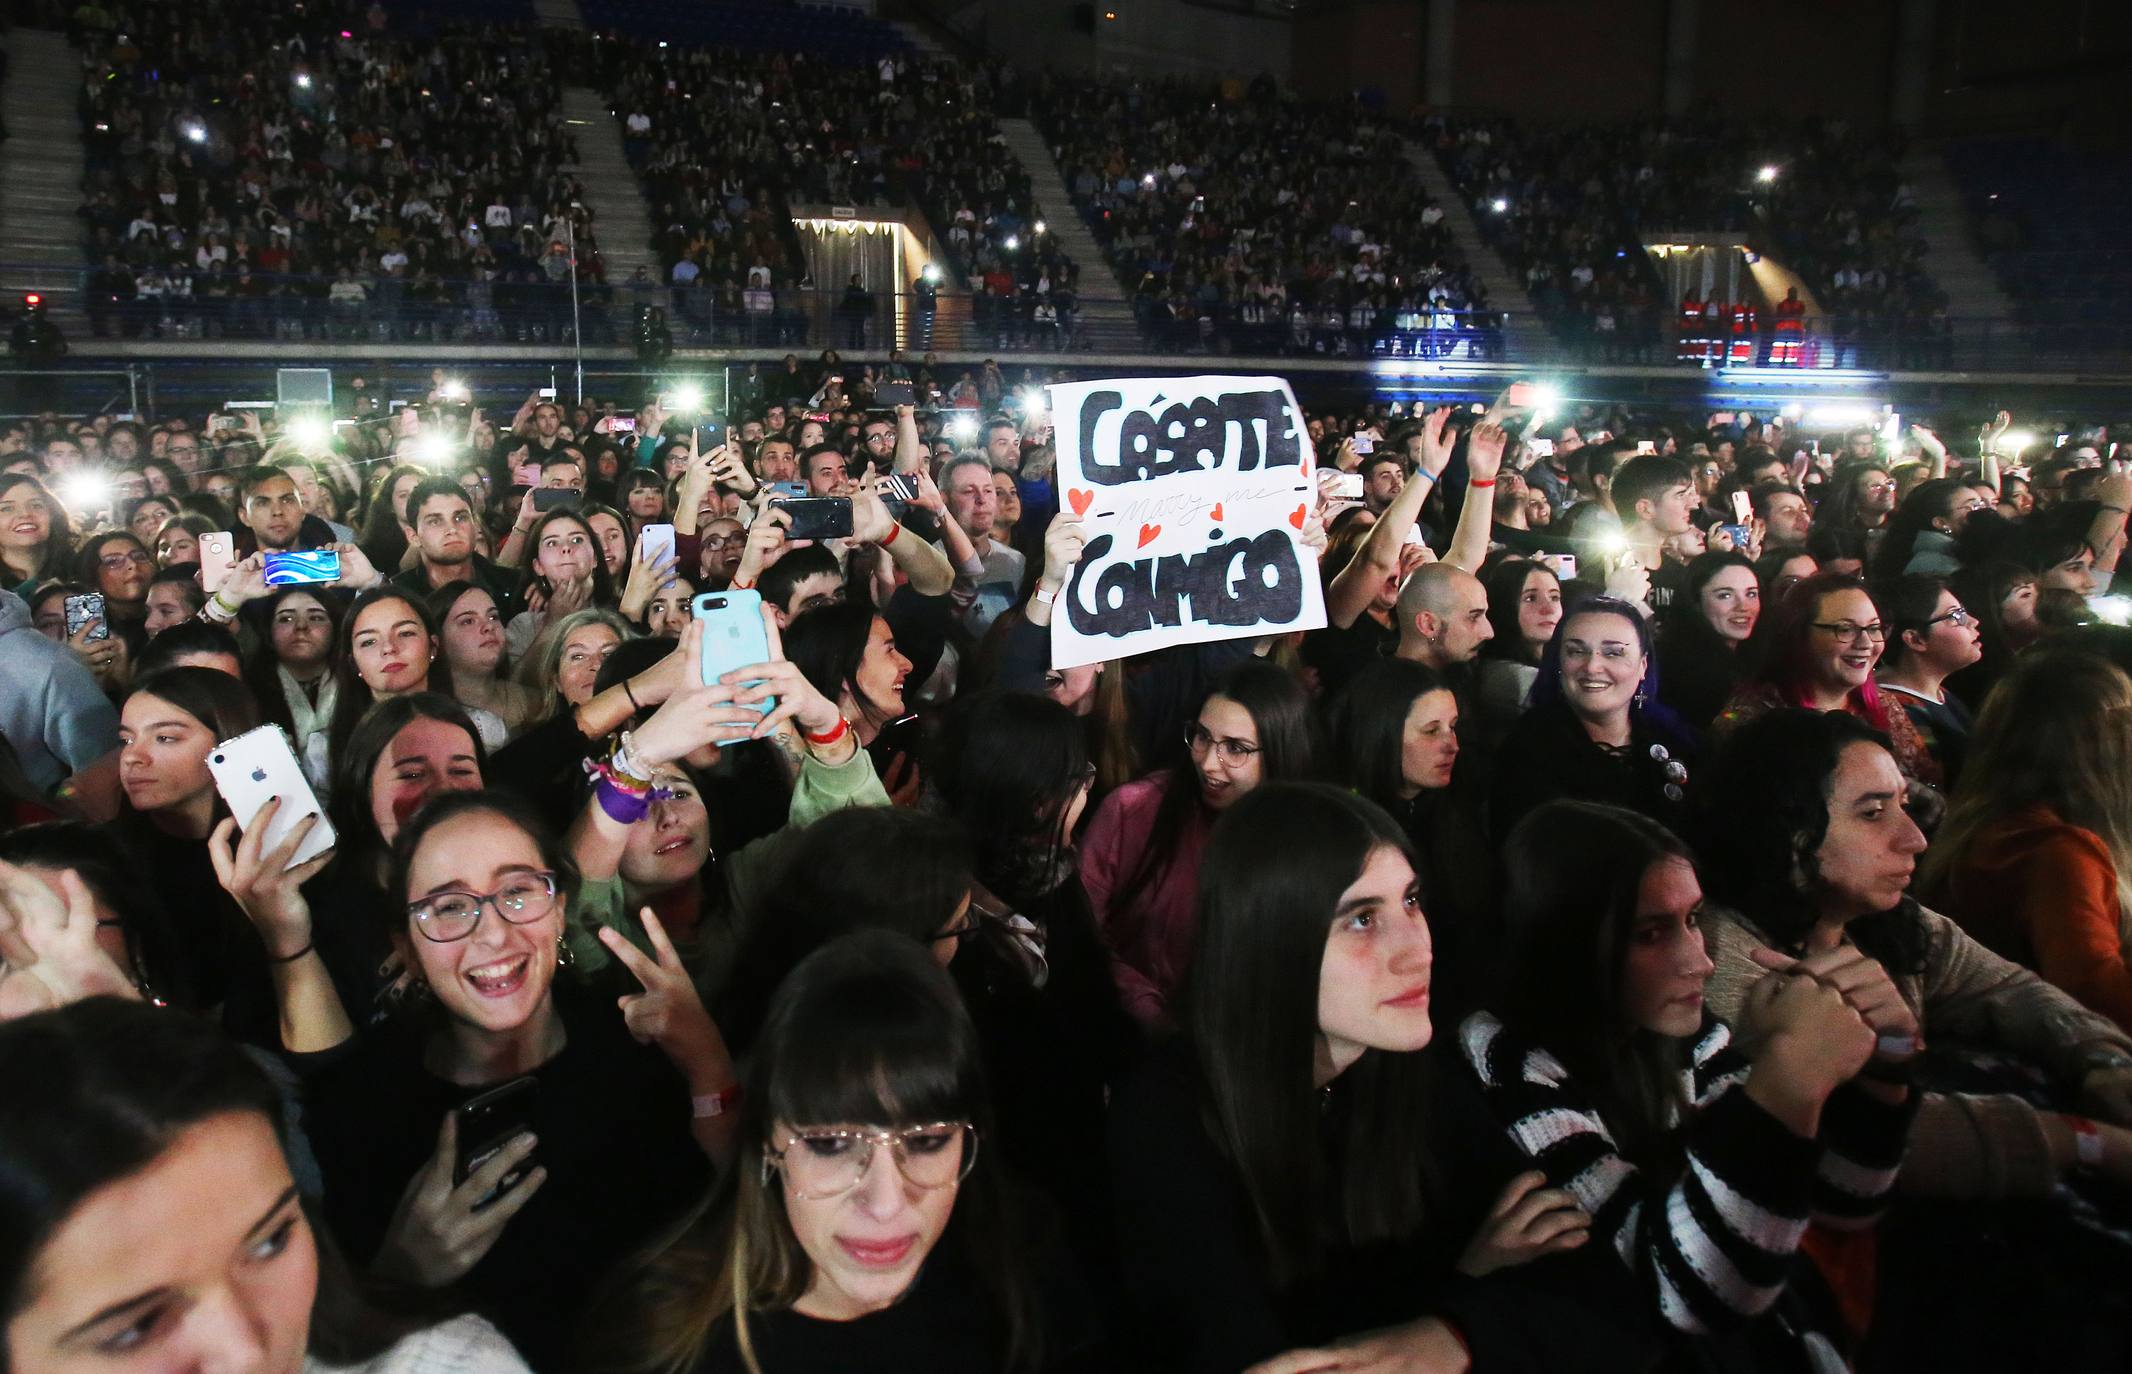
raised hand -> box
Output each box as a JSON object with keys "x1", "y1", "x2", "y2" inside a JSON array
[
  {"x1": 598, "y1": 906, "x2": 729, "y2": 1079},
  {"x1": 0, "y1": 860, "x2": 138, "y2": 1019},
  {"x1": 372, "y1": 1111, "x2": 544, "y2": 1288},
  {"x1": 619, "y1": 537, "x2": 681, "y2": 621},
  {"x1": 207, "y1": 803, "x2": 334, "y2": 961},
  {"x1": 720, "y1": 606, "x2": 844, "y2": 743},
  {"x1": 1466, "y1": 420, "x2": 1508, "y2": 483},
  {"x1": 631, "y1": 622, "x2": 763, "y2": 762}
]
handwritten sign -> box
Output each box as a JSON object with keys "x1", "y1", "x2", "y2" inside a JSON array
[{"x1": 1048, "y1": 375, "x2": 1324, "y2": 669}]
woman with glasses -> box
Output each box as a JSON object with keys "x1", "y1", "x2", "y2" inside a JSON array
[
  {"x1": 1924, "y1": 651, "x2": 2132, "y2": 1033},
  {"x1": 1079, "y1": 658, "x2": 1314, "y2": 1027},
  {"x1": 605, "y1": 931, "x2": 1056, "y2": 1373},
  {"x1": 290, "y1": 790, "x2": 724, "y2": 1369},
  {"x1": 1715, "y1": 572, "x2": 1940, "y2": 789},
  {"x1": 74, "y1": 530, "x2": 157, "y2": 629},
  {"x1": 1875, "y1": 574, "x2": 1985, "y2": 785},
  {"x1": 698, "y1": 517, "x2": 746, "y2": 590},
  {"x1": 1492, "y1": 597, "x2": 1698, "y2": 839}
]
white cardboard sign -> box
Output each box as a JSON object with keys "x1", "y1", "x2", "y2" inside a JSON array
[{"x1": 1047, "y1": 375, "x2": 1324, "y2": 669}]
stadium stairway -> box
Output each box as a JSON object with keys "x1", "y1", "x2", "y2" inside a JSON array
[
  {"x1": 1400, "y1": 138, "x2": 1546, "y2": 362},
  {"x1": 1900, "y1": 147, "x2": 2018, "y2": 329},
  {"x1": 996, "y1": 118, "x2": 1145, "y2": 350},
  {"x1": 559, "y1": 89, "x2": 662, "y2": 297},
  {"x1": 0, "y1": 29, "x2": 90, "y2": 340}
]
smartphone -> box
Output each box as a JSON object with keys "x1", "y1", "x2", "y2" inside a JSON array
[
  {"x1": 1634, "y1": 440, "x2": 1658, "y2": 456},
  {"x1": 1731, "y1": 490, "x2": 1753, "y2": 524},
  {"x1": 875, "y1": 380, "x2": 915, "y2": 409},
  {"x1": 778, "y1": 497, "x2": 854, "y2": 541},
  {"x1": 1529, "y1": 438, "x2": 1556, "y2": 458},
  {"x1": 692, "y1": 590, "x2": 774, "y2": 734},
  {"x1": 868, "y1": 711, "x2": 922, "y2": 772},
  {"x1": 1351, "y1": 433, "x2": 1376, "y2": 456},
  {"x1": 537, "y1": 387, "x2": 558, "y2": 400},
  {"x1": 1326, "y1": 472, "x2": 1365, "y2": 500},
  {"x1": 207, "y1": 725, "x2": 335, "y2": 870},
  {"x1": 1539, "y1": 552, "x2": 1578, "y2": 580},
  {"x1": 207, "y1": 415, "x2": 236, "y2": 437},
  {"x1": 453, "y1": 1076, "x2": 540, "y2": 1207},
  {"x1": 513, "y1": 462, "x2": 540, "y2": 487},
  {"x1": 63, "y1": 592, "x2": 108, "y2": 642},
  {"x1": 768, "y1": 481, "x2": 808, "y2": 500},
  {"x1": 638, "y1": 522, "x2": 676, "y2": 582},
  {"x1": 1505, "y1": 382, "x2": 1537, "y2": 409},
  {"x1": 881, "y1": 473, "x2": 922, "y2": 504},
  {"x1": 532, "y1": 488, "x2": 578, "y2": 513},
  {"x1": 198, "y1": 531, "x2": 237, "y2": 594},
  {"x1": 610, "y1": 416, "x2": 637, "y2": 434},
  {"x1": 263, "y1": 550, "x2": 341, "y2": 586}
]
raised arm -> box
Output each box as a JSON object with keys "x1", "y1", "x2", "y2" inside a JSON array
[
  {"x1": 893, "y1": 403, "x2": 924, "y2": 474},
  {"x1": 1443, "y1": 420, "x2": 1507, "y2": 573},
  {"x1": 1328, "y1": 405, "x2": 1452, "y2": 627},
  {"x1": 207, "y1": 808, "x2": 351, "y2": 1054},
  {"x1": 856, "y1": 465, "x2": 953, "y2": 596}
]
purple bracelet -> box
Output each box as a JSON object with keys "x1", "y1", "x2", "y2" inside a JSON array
[{"x1": 594, "y1": 776, "x2": 651, "y2": 825}]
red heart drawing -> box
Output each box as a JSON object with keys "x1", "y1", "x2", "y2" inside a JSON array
[
  {"x1": 1288, "y1": 504, "x2": 1308, "y2": 530},
  {"x1": 1067, "y1": 488, "x2": 1093, "y2": 516},
  {"x1": 1138, "y1": 523, "x2": 1162, "y2": 548},
  {"x1": 1209, "y1": 503, "x2": 1224, "y2": 522}
]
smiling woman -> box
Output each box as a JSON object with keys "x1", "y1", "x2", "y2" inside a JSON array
[{"x1": 0, "y1": 999, "x2": 530, "y2": 1374}]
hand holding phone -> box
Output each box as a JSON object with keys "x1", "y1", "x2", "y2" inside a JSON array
[
  {"x1": 207, "y1": 726, "x2": 336, "y2": 870},
  {"x1": 262, "y1": 550, "x2": 342, "y2": 586},
  {"x1": 693, "y1": 591, "x2": 775, "y2": 738},
  {"x1": 63, "y1": 593, "x2": 109, "y2": 643},
  {"x1": 198, "y1": 532, "x2": 238, "y2": 594},
  {"x1": 776, "y1": 497, "x2": 854, "y2": 542}
]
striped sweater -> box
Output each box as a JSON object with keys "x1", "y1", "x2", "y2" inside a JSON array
[{"x1": 1460, "y1": 1011, "x2": 1911, "y2": 1335}]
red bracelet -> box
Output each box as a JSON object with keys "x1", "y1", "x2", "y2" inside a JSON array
[
  {"x1": 729, "y1": 576, "x2": 755, "y2": 590},
  {"x1": 1469, "y1": 479, "x2": 1497, "y2": 489},
  {"x1": 804, "y1": 716, "x2": 852, "y2": 746},
  {"x1": 881, "y1": 521, "x2": 903, "y2": 547}
]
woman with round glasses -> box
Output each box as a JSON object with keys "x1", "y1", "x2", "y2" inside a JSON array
[
  {"x1": 1716, "y1": 572, "x2": 1939, "y2": 788},
  {"x1": 74, "y1": 530, "x2": 156, "y2": 629},
  {"x1": 288, "y1": 790, "x2": 725, "y2": 1368},
  {"x1": 605, "y1": 931, "x2": 1055, "y2": 1374},
  {"x1": 1875, "y1": 574, "x2": 1984, "y2": 786},
  {"x1": 1079, "y1": 658, "x2": 1315, "y2": 1027}
]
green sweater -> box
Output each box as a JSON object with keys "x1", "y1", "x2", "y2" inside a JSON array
[{"x1": 564, "y1": 744, "x2": 890, "y2": 996}]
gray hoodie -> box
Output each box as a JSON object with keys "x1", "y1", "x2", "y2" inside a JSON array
[{"x1": 0, "y1": 589, "x2": 119, "y2": 793}]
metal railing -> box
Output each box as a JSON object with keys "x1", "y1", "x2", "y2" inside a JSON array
[{"x1": 21, "y1": 263, "x2": 2132, "y2": 373}]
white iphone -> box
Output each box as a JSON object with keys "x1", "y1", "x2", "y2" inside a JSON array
[
  {"x1": 198, "y1": 531, "x2": 238, "y2": 594},
  {"x1": 638, "y1": 522, "x2": 677, "y2": 587},
  {"x1": 208, "y1": 725, "x2": 335, "y2": 870}
]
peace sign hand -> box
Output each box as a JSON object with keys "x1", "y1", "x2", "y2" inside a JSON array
[{"x1": 598, "y1": 907, "x2": 731, "y2": 1083}]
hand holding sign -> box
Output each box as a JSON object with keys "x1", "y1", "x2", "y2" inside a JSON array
[{"x1": 1046, "y1": 376, "x2": 1325, "y2": 669}]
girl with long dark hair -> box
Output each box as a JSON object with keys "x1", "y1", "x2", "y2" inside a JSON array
[
  {"x1": 1109, "y1": 782, "x2": 1652, "y2": 1372},
  {"x1": 1655, "y1": 550, "x2": 1760, "y2": 730},
  {"x1": 0, "y1": 472, "x2": 73, "y2": 595},
  {"x1": 1472, "y1": 556, "x2": 1565, "y2": 747},
  {"x1": 1471, "y1": 801, "x2": 1903, "y2": 1366},
  {"x1": 1492, "y1": 597, "x2": 1697, "y2": 836},
  {"x1": 1078, "y1": 658, "x2": 1314, "y2": 1026}
]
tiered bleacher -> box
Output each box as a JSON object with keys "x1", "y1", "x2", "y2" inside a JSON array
[
  {"x1": 75, "y1": 0, "x2": 597, "y2": 342},
  {"x1": 1947, "y1": 135, "x2": 2132, "y2": 357},
  {"x1": 1035, "y1": 74, "x2": 1490, "y2": 356}
]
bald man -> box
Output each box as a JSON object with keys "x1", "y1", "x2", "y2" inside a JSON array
[{"x1": 1395, "y1": 562, "x2": 1493, "y2": 670}]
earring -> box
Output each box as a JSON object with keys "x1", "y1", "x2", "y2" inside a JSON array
[
  {"x1": 555, "y1": 934, "x2": 575, "y2": 969},
  {"x1": 1634, "y1": 689, "x2": 1648, "y2": 711}
]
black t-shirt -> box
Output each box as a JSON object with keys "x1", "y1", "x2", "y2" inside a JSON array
[
  {"x1": 300, "y1": 985, "x2": 710, "y2": 1368},
  {"x1": 1301, "y1": 613, "x2": 1396, "y2": 699},
  {"x1": 695, "y1": 1243, "x2": 1005, "y2": 1374}
]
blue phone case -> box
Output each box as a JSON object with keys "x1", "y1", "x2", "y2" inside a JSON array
[
  {"x1": 692, "y1": 590, "x2": 774, "y2": 743},
  {"x1": 262, "y1": 549, "x2": 341, "y2": 586}
]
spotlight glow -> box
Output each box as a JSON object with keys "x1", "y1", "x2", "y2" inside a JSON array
[
  {"x1": 945, "y1": 413, "x2": 979, "y2": 442},
  {"x1": 1490, "y1": 198, "x2": 1509, "y2": 214},
  {"x1": 59, "y1": 473, "x2": 110, "y2": 514},
  {"x1": 415, "y1": 433, "x2": 453, "y2": 465},
  {"x1": 1003, "y1": 234, "x2": 1020, "y2": 251},
  {"x1": 1756, "y1": 165, "x2": 1779, "y2": 183}
]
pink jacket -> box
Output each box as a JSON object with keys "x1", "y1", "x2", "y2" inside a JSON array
[{"x1": 1078, "y1": 774, "x2": 1212, "y2": 1028}]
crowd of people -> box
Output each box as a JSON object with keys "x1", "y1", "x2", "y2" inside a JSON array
[
  {"x1": 1427, "y1": 113, "x2": 1946, "y2": 365},
  {"x1": 1034, "y1": 73, "x2": 1493, "y2": 358},
  {"x1": 73, "y1": 0, "x2": 596, "y2": 343},
  {"x1": 1, "y1": 353, "x2": 2130, "y2": 1371},
  {"x1": 585, "y1": 41, "x2": 1080, "y2": 351}
]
